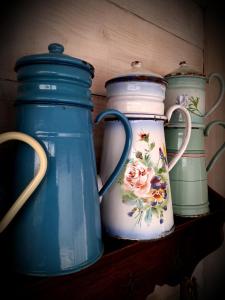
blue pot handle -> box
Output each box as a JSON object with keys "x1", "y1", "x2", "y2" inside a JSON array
[
  {"x1": 95, "y1": 109, "x2": 132, "y2": 197},
  {"x1": 204, "y1": 120, "x2": 225, "y2": 172}
]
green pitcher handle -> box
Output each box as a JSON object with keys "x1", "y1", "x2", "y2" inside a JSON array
[
  {"x1": 166, "y1": 105, "x2": 192, "y2": 171},
  {"x1": 204, "y1": 120, "x2": 225, "y2": 172},
  {"x1": 205, "y1": 73, "x2": 225, "y2": 118}
]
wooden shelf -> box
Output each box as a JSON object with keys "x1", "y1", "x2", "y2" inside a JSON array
[{"x1": 1, "y1": 187, "x2": 225, "y2": 300}]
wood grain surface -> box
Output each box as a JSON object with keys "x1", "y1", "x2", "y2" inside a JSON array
[
  {"x1": 0, "y1": 2, "x2": 223, "y2": 195},
  {"x1": 0, "y1": 0, "x2": 203, "y2": 96},
  {"x1": 110, "y1": 0, "x2": 204, "y2": 48},
  {"x1": 204, "y1": 8, "x2": 225, "y2": 197}
]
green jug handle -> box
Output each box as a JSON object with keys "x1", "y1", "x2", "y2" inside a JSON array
[
  {"x1": 205, "y1": 73, "x2": 225, "y2": 117},
  {"x1": 204, "y1": 120, "x2": 225, "y2": 172}
]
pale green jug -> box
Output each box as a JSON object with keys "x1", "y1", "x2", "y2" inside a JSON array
[
  {"x1": 164, "y1": 62, "x2": 225, "y2": 127},
  {"x1": 166, "y1": 120, "x2": 225, "y2": 216}
]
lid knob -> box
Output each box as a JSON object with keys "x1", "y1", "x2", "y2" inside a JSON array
[
  {"x1": 48, "y1": 43, "x2": 64, "y2": 54},
  {"x1": 131, "y1": 61, "x2": 142, "y2": 68},
  {"x1": 179, "y1": 61, "x2": 187, "y2": 66},
  {"x1": 165, "y1": 61, "x2": 204, "y2": 78}
]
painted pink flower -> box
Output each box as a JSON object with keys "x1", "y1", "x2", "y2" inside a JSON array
[
  {"x1": 124, "y1": 160, "x2": 154, "y2": 198},
  {"x1": 138, "y1": 132, "x2": 149, "y2": 142}
]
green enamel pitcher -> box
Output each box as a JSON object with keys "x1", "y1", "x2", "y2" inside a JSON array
[
  {"x1": 165, "y1": 120, "x2": 225, "y2": 216},
  {"x1": 164, "y1": 61, "x2": 225, "y2": 127}
]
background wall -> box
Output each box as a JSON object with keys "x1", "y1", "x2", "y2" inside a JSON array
[
  {"x1": 0, "y1": 0, "x2": 224, "y2": 299},
  {"x1": 204, "y1": 4, "x2": 225, "y2": 197},
  {"x1": 193, "y1": 3, "x2": 225, "y2": 300},
  {"x1": 0, "y1": 0, "x2": 204, "y2": 171}
]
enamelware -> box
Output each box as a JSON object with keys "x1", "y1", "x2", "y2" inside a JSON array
[
  {"x1": 165, "y1": 127, "x2": 205, "y2": 153},
  {"x1": 100, "y1": 105, "x2": 191, "y2": 240},
  {"x1": 164, "y1": 61, "x2": 225, "y2": 126},
  {"x1": 166, "y1": 120, "x2": 225, "y2": 216},
  {"x1": 1, "y1": 44, "x2": 132, "y2": 276},
  {"x1": 105, "y1": 61, "x2": 167, "y2": 115}
]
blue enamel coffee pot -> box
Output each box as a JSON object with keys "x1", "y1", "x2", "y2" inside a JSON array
[{"x1": 2, "y1": 43, "x2": 132, "y2": 276}]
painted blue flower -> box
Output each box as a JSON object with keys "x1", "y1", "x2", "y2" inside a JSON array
[
  {"x1": 128, "y1": 211, "x2": 134, "y2": 217},
  {"x1": 151, "y1": 176, "x2": 161, "y2": 189},
  {"x1": 160, "y1": 182, "x2": 167, "y2": 190}
]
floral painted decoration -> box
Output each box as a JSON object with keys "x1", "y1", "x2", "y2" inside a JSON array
[
  {"x1": 176, "y1": 94, "x2": 202, "y2": 116},
  {"x1": 118, "y1": 131, "x2": 169, "y2": 226}
]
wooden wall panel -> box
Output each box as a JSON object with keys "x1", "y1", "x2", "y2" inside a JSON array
[
  {"x1": 192, "y1": 7, "x2": 225, "y2": 299},
  {"x1": 92, "y1": 95, "x2": 107, "y2": 168},
  {"x1": 0, "y1": 0, "x2": 204, "y2": 189},
  {"x1": 0, "y1": 80, "x2": 17, "y2": 131},
  {"x1": 0, "y1": 0, "x2": 204, "y2": 171},
  {"x1": 110, "y1": 0, "x2": 204, "y2": 48},
  {"x1": 0, "y1": 0, "x2": 203, "y2": 96},
  {"x1": 0, "y1": 80, "x2": 18, "y2": 207},
  {"x1": 204, "y1": 9, "x2": 225, "y2": 197}
]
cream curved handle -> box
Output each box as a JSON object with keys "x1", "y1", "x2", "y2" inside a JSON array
[
  {"x1": 205, "y1": 73, "x2": 225, "y2": 118},
  {"x1": 0, "y1": 132, "x2": 47, "y2": 233},
  {"x1": 165, "y1": 105, "x2": 192, "y2": 171}
]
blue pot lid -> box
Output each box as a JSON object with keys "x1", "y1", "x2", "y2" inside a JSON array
[
  {"x1": 165, "y1": 61, "x2": 205, "y2": 78},
  {"x1": 15, "y1": 43, "x2": 95, "y2": 78}
]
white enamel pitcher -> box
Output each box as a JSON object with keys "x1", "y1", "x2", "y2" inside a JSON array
[{"x1": 100, "y1": 105, "x2": 191, "y2": 240}]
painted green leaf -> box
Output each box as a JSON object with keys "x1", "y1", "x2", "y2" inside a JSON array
[
  {"x1": 141, "y1": 154, "x2": 151, "y2": 167},
  {"x1": 189, "y1": 96, "x2": 199, "y2": 108},
  {"x1": 144, "y1": 207, "x2": 152, "y2": 224},
  {"x1": 157, "y1": 167, "x2": 166, "y2": 174},
  {"x1": 151, "y1": 207, "x2": 159, "y2": 217},
  {"x1": 187, "y1": 107, "x2": 202, "y2": 117},
  {"x1": 117, "y1": 175, "x2": 124, "y2": 185},
  {"x1": 122, "y1": 191, "x2": 137, "y2": 205},
  {"x1": 117, "y1": 160, "x2": 129, "y2": 184},
  {"x1": 144, "y1": 154, "x2": 150, "y2": 160},
  {"x1": 136, "y1": 199, "x2": 144, "y2": 209},
  {"x1": 188, "y1": 104, "x2": 195, "y2": 108},
  {"x1": 143, "y1": 154, "x2": 154, "y2": 168},
  {"x1": 150, "y1": 142, "x2": 155, "y2": 150}
]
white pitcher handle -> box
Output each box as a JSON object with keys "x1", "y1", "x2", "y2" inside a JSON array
[
  {"x1": 205, "y1": 73, "x2": 225, "y2": 118},
  {"x1": 0, "y1": 132, "x2": 47, "y2": 233},
  {"x1": 166, "y1": 105, "x2": 191, "y2": 171}
]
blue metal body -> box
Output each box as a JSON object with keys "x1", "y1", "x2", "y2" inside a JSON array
[{"x1": 8, "y1": 44, "x2": 132, "y2": 276}]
